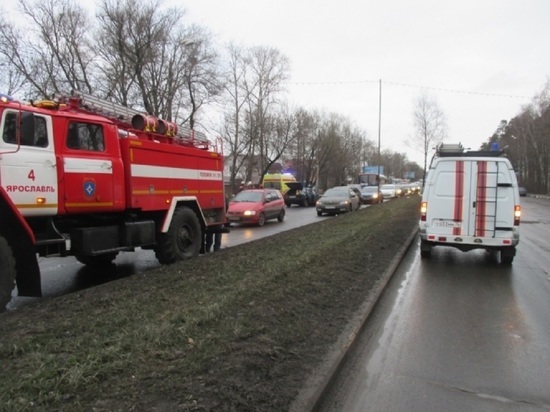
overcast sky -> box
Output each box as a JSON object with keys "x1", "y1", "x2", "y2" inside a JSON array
[
  {"x1": 181, "y1": 0, "x2": 549, "y2": 166},
  {"x1": 4, "y1": 0, "x2": 550, "y2": 166}
]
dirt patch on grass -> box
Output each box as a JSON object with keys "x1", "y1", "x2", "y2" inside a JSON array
[{"x1": 0, "y1": 197, "x2": 420, "y2": 411}]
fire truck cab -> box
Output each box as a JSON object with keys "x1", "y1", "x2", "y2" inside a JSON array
[{"x1": 0, "y1": 91, "x2": 227, "y2": 310}]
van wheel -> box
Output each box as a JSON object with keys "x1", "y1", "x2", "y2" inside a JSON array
[
  {"x1": 500, "y1": 247, "x2": 515, "y2": 265},
  {"x1": 420, "y1": 240, "x2": 432, "y2": 258},
  {"x1": 501, "y1": 256, "x2": 514, "y2": 265},
  {"x1": 0, "y1": 236, "x2": 16, "y2": 312},
  {"x1": 155, "y1": 206, "x2": 201, "y2": 264}
]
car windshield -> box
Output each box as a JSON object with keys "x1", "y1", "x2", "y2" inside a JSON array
[
  {"x1": 232, "y1": 191, "x2": 263, "y2": 202},
  {"x1": 324, "y1": 188, "x2": 349, "y2": 197},
  {"x1": 362, "y1": 187, "x2": 377, "y2": 193},
  {"x1": 381, "y1": 185, "x2": 395, "y2": 190}
]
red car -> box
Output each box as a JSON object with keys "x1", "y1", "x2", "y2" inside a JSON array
[{"x1": 226, "y1": 189, "x2": 286, "y2": 226}]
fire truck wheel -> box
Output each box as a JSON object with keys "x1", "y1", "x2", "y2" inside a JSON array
[
  {"x1": 155, "y1": 206, "x2": 201, "y2": 264},
  {"x1": 75, "y1": 252, "x2": 119, "y2": 267},
  {"x1": 0, "y1": 236, "x2": 17, "y2": 312}
]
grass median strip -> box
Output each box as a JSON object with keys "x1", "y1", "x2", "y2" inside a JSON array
[{"x1": 1, "y1": 196, "x2": 420, "y2": 411}]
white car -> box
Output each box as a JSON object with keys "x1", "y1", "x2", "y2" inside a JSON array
[{"x1": 380, "y1": 184, "x2": 399, "y2": 199}]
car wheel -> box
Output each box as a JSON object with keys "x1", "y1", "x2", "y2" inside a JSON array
[
  {"x1": 317, "y1": 211, "x2": 323, "y2": 216},
  {"x1": 257, "y1": 212, "x2": 266, "y2": 226},
  {"x1": 277, "y1": 209, "x2": 285, "y2": 222}
]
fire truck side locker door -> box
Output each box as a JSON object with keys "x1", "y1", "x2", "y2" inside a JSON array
[{"x1": 0, "y1": 111, "x2": 58, "y2": 217}]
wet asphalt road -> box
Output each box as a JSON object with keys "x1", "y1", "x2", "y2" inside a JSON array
[{"x1": 318, "y1": 196, "x2": 550, "y2": 412}]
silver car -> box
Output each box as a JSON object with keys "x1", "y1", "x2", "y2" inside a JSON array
[{"x1": 316, "y1": 186, "x2": 361, "y2": 216}]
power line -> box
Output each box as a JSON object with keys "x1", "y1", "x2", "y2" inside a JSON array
[{"x1": 288, "y1": 79, "x2": 532, "y2": 100}]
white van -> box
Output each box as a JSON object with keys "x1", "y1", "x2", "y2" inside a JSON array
[{"x1": 419, "y1": 143, "x2": 521, "y2": 264}]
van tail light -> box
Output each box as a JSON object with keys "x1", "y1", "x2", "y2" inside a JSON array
[
  {"x1": 420, "y1": 201, "x2": 427, "y2": 221},
  {"x1": 514, "y1": 205, "x2": 521, "y2": 226}
]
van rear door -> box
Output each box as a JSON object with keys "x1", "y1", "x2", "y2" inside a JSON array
[
  {"x1": 427, "y1": 159, "x2": 472, "y2": 237},
  {"x1": 469, "y1": 159, "x2": 517, "y2": 237},
  {"x1": 428, "y1": 158, "x2": 516, "y2": 238}
]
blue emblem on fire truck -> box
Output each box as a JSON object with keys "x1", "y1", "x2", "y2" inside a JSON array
[{"x1": 83, "y1": 180, "x2": 96, "y2": 197}]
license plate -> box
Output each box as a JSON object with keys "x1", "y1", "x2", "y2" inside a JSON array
[
  {"x1": 433, "y1": 220, "x2": 461, "y2": 228},
  {"x1": 325, "y1": 206, "x2": 335, "y2": 209},
  {"x1": 228, "y1": 216, "x2": 241, "y2": 221}
]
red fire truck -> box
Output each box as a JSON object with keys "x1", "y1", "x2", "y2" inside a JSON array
[{"x1": 0, "y1": 90, "x2": 227, "y2": 310}]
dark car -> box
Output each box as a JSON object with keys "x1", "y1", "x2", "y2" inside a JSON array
[
  {"x1": 518, "y1": 186, "x2": 527, "y2": 197},
  {"x1": 316, "y1": 186, "x2": 361, "y2": 216},
  {"x1": 360, "y1": 186, "x2": 384, "y2": 204},
  {"x1": 284, "y1": 182, "x2": 320, "y2": 207},
  {"x1": 347, "y1": 184, "x2": 365, "y2": 205}
]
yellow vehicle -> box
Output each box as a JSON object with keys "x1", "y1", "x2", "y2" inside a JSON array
[{"x1": 261, "y1": 173, "x2": 297, "y2": 195}]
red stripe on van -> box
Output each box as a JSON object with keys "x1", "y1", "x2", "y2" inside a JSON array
[
  {"x1": 476, "y1": 161, "x2": 487, "y2": 237},
  {"x1": 453, "y1": 161, "x2": 464, "y2": 235}
]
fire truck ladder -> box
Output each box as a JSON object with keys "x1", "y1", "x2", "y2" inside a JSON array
[
  {"x1": 69, "y1": 90, "x2": 210, "y2": 147},
  {"x1": 474, "y1": 161, "x2": 501, "y2": 238},
  {"x1": 70, "y1": 89, "x2": 141, "y2": 127}
]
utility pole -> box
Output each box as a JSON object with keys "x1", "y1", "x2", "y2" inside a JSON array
[{"x1": 377, "y1": 79, "x2": 382, "y2": 190}]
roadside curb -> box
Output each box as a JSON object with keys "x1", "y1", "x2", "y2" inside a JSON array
[{"x1": 289, "y1": 226, "x2": 419, "y2": 412}]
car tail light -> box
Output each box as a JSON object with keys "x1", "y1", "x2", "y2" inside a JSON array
[
  {"x1": 514, "y1": 205, "x2": 521, "y2": 226},
  {"x1": 420, "y1": 201, "x2": 427, "y2": 221}
]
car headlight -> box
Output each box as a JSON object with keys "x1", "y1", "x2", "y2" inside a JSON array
[
  {"x1": 340, "y1": 200, "x2": 350, "y2": 205},
  {"x1": 243, "y1": 210, "x2": 256, "y2": 216},
  {"x1": 372, "y1": 194, "x2": 378, "y2": 199},
  {"x1": 317, "y1": 200, "x2": 323, "y2": 206}
]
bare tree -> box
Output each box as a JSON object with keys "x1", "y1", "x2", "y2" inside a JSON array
[
  {"x1": 95, "y1": 0, "x2": 220, "y2": 130},
  {"x1": 95, "y1": 0, "x2": 182, "y2": 112},
  {"x1": 220, "y1": 43, "x2": 255, "y2": 194},
  {"x1": 0, "y1": 0, "x2": 96, "y2": 98},
  {"x1": 409, "y1": 92, "x2": 447, "y2": 184},
  {"x1": 287, "y1": 108, "x2": 322, "y2": 184},
  {"x1": 180, "y1": 25, "x2": 222, "y2": 130},
  {"x1": 244, "y1": 46, "x2": 290, "y2": 175},
  {"x1": 259, "y1": 105, "x2": 299, "y2": 178}
]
